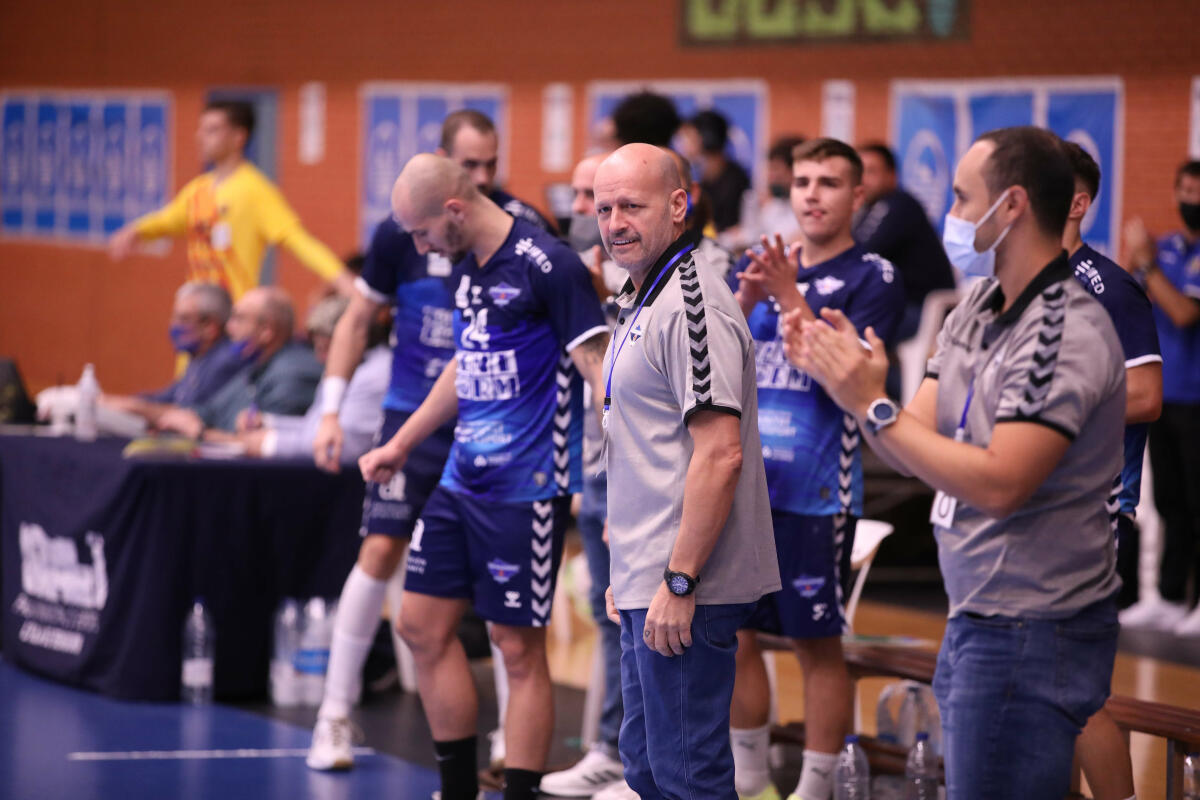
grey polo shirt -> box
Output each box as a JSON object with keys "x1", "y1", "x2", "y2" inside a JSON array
[
  {"x1": 925, "y1": 254, "x2": 1125, "y2": 619},
  {"x1": 604, "y1": 231, "x2": 780, "y2": 610}
]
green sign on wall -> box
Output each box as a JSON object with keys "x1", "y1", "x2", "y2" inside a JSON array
[{"x1": 682, "y1": 0, "x2": 968, "y2": 45}]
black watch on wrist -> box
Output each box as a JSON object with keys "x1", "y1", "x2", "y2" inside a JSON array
[{"x1": 663, "y1": 568, "x2": 699, "y2": 597}]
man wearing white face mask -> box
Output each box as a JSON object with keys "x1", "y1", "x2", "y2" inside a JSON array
[{"x1": 781, "y1": 126, "x2": 1126, "y2": 799}]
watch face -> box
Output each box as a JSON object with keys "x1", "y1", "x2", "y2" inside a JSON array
[
  {"x1": 669, "y1": 575, "x2": 690, "y2": 595},
  {"x1": 872, "y1": 400, "x2": 897, "y2": 424}
]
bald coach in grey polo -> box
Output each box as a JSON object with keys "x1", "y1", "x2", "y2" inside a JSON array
[{"x1": 594, "y1": 143, "x2": 778, "y2": 800}]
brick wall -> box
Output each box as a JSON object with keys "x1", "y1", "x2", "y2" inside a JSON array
[{"x1": 1, "y1": 0, "x2": 1195, "y2": 392}]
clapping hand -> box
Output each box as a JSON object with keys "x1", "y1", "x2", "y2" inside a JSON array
[{"x1": 783, "y1": 307, "x2": 889, "y2": 419}]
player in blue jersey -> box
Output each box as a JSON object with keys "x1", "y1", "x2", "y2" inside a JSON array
[
  {"x1": 728, "y1": 138, "x2": 903, "y2": 800},
  {"x1": 1119, "y1": 159, "x2": 1200, "y2": 637},
  {"x1": 1060, "y1": 143, "x2": 1162, "y2": 800},
  {"x1": 1062, "y1": 143, "x2": 1163, "y2": 603},
  {"x1": 306, "y1": 110, "x2": 555, "y2": 773},
  {"x1": 359, "y1": 154, "x2": 608, "y2": 800}
]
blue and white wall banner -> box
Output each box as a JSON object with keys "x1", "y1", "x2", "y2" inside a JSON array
[
  {"x1": 586, "y1": 80, "x2": 768, "y2": 190},
  {"x1": 1, "y1": 90, "x2": 171, "y2": 246},
  {"x1": 360, "y1": 83, "x2": 508, "y2": 247},
  {"x1": 891, "y1": 78, "x2": 1124, "y2": 256}
]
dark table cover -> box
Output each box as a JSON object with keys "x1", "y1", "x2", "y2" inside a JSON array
[{"x1": 0, "y1": 434, "x2": 363, "y2": 701}]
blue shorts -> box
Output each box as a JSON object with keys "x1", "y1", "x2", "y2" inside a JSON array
[
  {"x1": 359, "y1": 409, "x2": 454, "y2": 538},
  {"x1": 744, "y1": 511, "x2": 856, "y2": 639},
  {"x1": 403, "y1": 486, "x2": 570, "y2": 627}
]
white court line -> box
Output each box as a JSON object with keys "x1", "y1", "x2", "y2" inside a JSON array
[{"x1": 67, "y1": 747, "x2": 376, "y2": 761}]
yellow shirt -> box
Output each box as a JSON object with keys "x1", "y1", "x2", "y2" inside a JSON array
[{"x1": 133, "y1": 161, "x2": 343, "y2": 299}]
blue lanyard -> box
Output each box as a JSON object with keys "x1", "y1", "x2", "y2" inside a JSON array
[
  {"x1": 958, "y1": 383, "x2": 974, "y2": 432},
  {"x1": 603, "y1": 248, "x2": 692, "y2": 414}
]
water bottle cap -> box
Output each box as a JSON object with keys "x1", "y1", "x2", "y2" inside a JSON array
[
  {"x1": 916, "y1": 731, "x2": 929, "y2": 741},
  {"x1": 845, "y1": 734, "x2": 860, "y2": 744}
]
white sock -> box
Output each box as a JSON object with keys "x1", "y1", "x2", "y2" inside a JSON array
[
  {"x1": 317, "y1": 565, "x2": 387, "y2": 720},
  {"x1": 731, "y1": 725, "x2": 772, "y2": 796},
  {"x1": 794, "y1": 749, "x2": 837, "y2": 800}
]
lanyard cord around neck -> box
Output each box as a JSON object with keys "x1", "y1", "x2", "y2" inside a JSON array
[{"x1": 603, "y1": 247, "x2": 693, "y2": 415}]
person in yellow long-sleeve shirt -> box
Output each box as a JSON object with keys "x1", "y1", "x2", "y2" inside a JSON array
[{"x1": 109, "y1": 100, "x2": 353, "y2": 299}]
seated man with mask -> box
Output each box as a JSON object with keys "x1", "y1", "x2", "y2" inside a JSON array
[
  {"x1": 156, "y1": 286, "x2": 322, "y2": 437},
  {"x1": 221, "y1": 294, "x2": 391, "y2": 462},
  {"x1": 101, "y1": 282, "x2": 246, "y2": 424}
]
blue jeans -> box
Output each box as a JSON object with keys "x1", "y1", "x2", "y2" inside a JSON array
[
  {"x1": 618, "y1": 603, "x2": 755, "y2": 800},
  {"x1": 932, "y1": 596, "x2": 1119, "y2": 799},
  {"x1": 579, "y1": 473, "x2": 622, "y2": 755}
]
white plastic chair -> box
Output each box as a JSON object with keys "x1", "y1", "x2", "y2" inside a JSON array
[
  {"x1": 844, "y1": 519, "x2": 895, "y2": 632},
  {"x1": 896, "y1": 289, "x2": 960, "y2": 405}
]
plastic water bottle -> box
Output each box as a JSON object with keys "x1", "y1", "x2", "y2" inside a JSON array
[
  {"x1": 1184, "y1": 751, "x2": 1199, "y2": 800},
  {"x1": 270, "y1": 599, "x2": 302, "y2": 706},
  {"x1": 75, "y1": 364, "x2": 99, "y2": 442},
  {"x1": 296, "y1": 598, "x2": 334, "y2": 705},
  {"x1": 905, "y1": 732, "x2": 938, "y2": 800},
  {"x1": 181, "y1": 598, "x2": 215, "y2": 704},
  {"x1": 897, "y1": 685, "x2": 920, "y2": 746},
  {"x1": 834, "y1": 734, "x2": 871, "y2": 800}
]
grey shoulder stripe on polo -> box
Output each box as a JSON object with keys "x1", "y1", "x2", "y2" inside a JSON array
[{"x1": 678, "y1": 258, "x2": 712, "y2": 405}]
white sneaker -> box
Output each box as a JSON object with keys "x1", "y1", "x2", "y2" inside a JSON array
[
  {"x1": 306, "y1": 717, "x2": 356, "y2": 771},
  {"x1": 488, "y1": 727, "x2": 505, "y2": 768},
  {"x1": 540, "y1": 749, "x2": 625, "y2": 797},
  {"x1": 1119, "y1": 597, "x2": 1190, "y2": 630},
  {"x1": 593, "y1": 782, "x2": 639, "y2": 800},
  {"x1": 1174, "y1": 604, "x2": 1200, "y2": 636}
]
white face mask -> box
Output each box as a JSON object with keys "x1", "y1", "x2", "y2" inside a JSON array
[{"x1": 942, "y1": 189, "x2": 1013, "y2": 279}]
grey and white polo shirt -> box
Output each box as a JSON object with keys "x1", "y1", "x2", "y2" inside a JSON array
[
  {"x1": 604, "y1": 231, "x2": 780, "y2": 610},
  {"x1": 925, "y1": 254, "x2": 1125, "y2": 619}
]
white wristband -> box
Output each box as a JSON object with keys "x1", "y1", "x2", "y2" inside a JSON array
[
  {"x1": 260, "y1": 429, "x2": 279, "y2": 458},
  {"x1": 320, "y1": 376, "x2": 348, "y2": 416}
]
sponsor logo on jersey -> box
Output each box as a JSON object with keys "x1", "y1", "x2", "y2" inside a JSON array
[
  {"x1": 629, "y1": 322, "x2": 643, "y2": 342},
  {"x1": 488, "y1": 282, "x2": 522, "y2": 306},
  {"x1": 1074, "y1": 259, "x2": 1105, "y2": 294},
  {"x1": 488, "y1": 559, "x2": 522, "y2": 584},
  {"x1": 754, "y1": 340, "x2": 813, "y2": 392},
  {"x1": 455, "y1": 349, "x2": 520, "y2": 401},
  {"x1": 813, "y1": 276, "x2": 846, "y2": 296},
  {"x1": 420, "y1": 306, "x2": 455, "y2": 349},
  {"x1": 514, "y1": 237, "x2": 554, "y2": 273}
]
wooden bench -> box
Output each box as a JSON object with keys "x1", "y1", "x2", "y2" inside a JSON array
[{"x1": 762, "y1": 636, "x2": 1200, "y2": 799}]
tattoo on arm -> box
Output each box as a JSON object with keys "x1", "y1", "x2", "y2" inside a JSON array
[{"x1": 573, "y1": 332, "x2": 611, "y2": 370}]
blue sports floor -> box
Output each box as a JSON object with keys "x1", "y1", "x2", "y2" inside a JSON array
[{"x1": 0, "y1": 657, "x2": 504, "y2": 800}]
